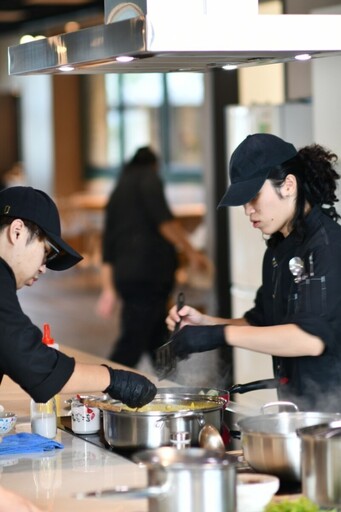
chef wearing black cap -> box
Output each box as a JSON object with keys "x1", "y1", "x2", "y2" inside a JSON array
[
  {"x1": 166, "y1": 133, "x2": 341, "y2": 412},
  {"x1": 0, "y1": 186, "x2": 156, "y2": 408}
]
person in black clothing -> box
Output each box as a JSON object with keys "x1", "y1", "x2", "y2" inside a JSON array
[
  {"x1": 166, "y1": 133, "x2": 341, "y2": 412},
  {"x1": 96, "y1": 146, "x2": 210, "y2": 368},
  {"x1": 0, "y1": 186, "x2": 156, "y2": 410}
]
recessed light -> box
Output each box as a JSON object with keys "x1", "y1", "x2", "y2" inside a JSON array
[
  {"x1": 116, "y1": 56, "x2": 135, "y2": 63},
  {"x1": 294, "y1": 53, "x2": 311, "y2": 61},
  {"x1": 222, "y1": 64, "x2": 238, "y2": 70},
  {"x1": 59, "y1": 65, "x2": 75, "y2": 72}
]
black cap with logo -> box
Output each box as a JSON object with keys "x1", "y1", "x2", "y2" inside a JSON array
[
  {"x1": 0, "y1": 186, "x2": 83, "y2": 271},
  {"x1": 218, "y1": 133, "x2": 298, "y2": 207}
]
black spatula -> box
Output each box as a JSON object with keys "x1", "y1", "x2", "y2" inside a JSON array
[{"x1": 155, "y1": 291, "x2": 185, "y2": 380}]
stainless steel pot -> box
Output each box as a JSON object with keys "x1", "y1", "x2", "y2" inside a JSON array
[
  {"x1": 297, "y1": 420, "x2": 341, "y2": 508},
  {"x1": 78, "y1": 447, "x2": 236, "y2": 512},
  {"x1": 102, "y1": 393, "x2": 228, "y2": 450},
  {"x1": 237, "y1": 404, "x2": 341, "y2": 481}
]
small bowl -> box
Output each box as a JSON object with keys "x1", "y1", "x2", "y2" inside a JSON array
[
  {"x1": 237, "y1": 473, "x2": 280, "y2": 512},
  {"x1": 0, "y1": 412, "x2": 17, "y2": 435}
]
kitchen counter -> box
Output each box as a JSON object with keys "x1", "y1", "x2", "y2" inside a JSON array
[{"x1": 0, "y1": 345, "x2": 176, "y2": 512}]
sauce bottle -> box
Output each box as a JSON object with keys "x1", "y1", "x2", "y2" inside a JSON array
[{"x1": 42, "y1": 323, "x2": 59, "y2": 350}]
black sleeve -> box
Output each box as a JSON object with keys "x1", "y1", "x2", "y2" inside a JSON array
[
  {"x1": 244, "y1": 285, "x2": 266, "y2": 326},
  {"x1": 0, "y1": 265, "x2": 75, "y2": 402}
]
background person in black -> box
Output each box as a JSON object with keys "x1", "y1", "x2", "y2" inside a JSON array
[
  {"x1": 96, "y1": 146, "x2": 210, "y2": 369},
  {"x1": 166, "y1": 133, "x2": 341, "y2": 412},
  {"x1": 0, "y1": 186, "x2": 156, "y2": 410}
]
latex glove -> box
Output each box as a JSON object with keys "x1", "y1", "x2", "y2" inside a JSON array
[
  {"x1": 103, "y1": 366, "x2": 157, "y2": 408},
  {"x1": 171, "y1": 325, "x2": 227, "y2": 359}
]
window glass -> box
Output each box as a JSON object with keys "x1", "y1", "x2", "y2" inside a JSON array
[
  {"x1": 167, "y1": 73, "x2": 204, "y2": 170},
  {"x1": 122, "y1": 74, "x2": 163, "y2": 106},
  {"x1": 169, "y1": 105, "x2": 203, "y2": 170},
  {"x1": 106, "y1": 109, "x2": 121, "y2": 167},
  {"x1": 105, "y1": 74, "x2": 120, "y2": 107},
  {"x1": 167, "y1": 73, "x2": 204, "y2": 106},
  {"x1": 122, "y1": 107, "x2": 161, "y2": 161},
  {"x1": 99, "y1": 72, "x2": 204, "y2": 176}
]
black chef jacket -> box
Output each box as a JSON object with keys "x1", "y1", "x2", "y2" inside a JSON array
[
  {"x1": 0, "y1": 258, "x2": 75, "y2": 402},
  {"x1": 102, "y1": 166, "x2": 178, "y2": 289},
  {"x1": 245, "y1": 206, "x2": 341, "y2": 412}
]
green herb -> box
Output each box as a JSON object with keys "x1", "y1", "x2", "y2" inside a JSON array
[{"x1": 264, "y1": 496, "x2": 337, "y2": 512}]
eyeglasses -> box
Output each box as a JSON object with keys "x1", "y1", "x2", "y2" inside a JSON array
[{"x1": 44, "y1": 239, "x2": 60, "y2": 264}]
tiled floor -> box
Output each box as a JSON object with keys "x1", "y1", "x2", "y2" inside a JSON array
[{"x1": 18, "y1": 265, "x2": 222, "y2": 387}]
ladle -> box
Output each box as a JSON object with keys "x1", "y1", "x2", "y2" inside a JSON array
[{"x1": 198, "y1": 424, "x2": 225, "y2": 452}]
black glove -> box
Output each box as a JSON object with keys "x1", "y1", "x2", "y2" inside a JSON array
[
  {"x1": 172, "y1": 325, "x2": 227, "y2": 359},
  {"x1": 102, "y1": 366, "x2": 157, "y2": 408}
]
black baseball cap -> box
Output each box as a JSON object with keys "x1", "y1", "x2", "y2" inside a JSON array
[
  {"x1": 0, "y1": 186, "x2": 83, "y2": 271},
  {"x1": 218, "y1": 133, "x2": 298, "y2": 207}
]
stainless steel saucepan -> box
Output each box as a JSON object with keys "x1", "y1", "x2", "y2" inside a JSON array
[
  {"x1": 76, "y1": 447, "x2": 237, "y2": 512},
  {"x1": 237, "y1": 403, "x2": 341, "y2": 481},
  {"x1": 101, "y1": 393, "x2": 228, "y2": 450}
]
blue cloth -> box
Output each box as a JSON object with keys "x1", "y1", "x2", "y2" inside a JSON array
[{"x1": 0, "y1": 433, "x2": 63, "y2": 455}]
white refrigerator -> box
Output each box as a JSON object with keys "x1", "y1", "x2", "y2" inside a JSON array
[{"x1": 225, "y1": 103, "x2": 313, "y2": 408}]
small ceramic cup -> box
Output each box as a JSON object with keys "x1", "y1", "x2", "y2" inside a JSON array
[{"x1": 71, "y1": 397, "x2": 100, "y2": 434}]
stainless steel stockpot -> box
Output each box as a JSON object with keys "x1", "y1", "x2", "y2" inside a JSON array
[
  {"x1": 297, "y1": 420, "x2": 341, "y2": 508},
  {"x1": 102, "y1": 393, "x2": 228, "y2": 450},
  {"x1": 238, "y1": 408, "x2": 341, "y2": 481},
  {"x1": 78, "y1": 447, "x2": 237, "y2": 512}
]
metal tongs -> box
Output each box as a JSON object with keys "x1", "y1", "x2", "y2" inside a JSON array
[{"x1": 155, "y1": 291, "x2": 185, "y2": 381}]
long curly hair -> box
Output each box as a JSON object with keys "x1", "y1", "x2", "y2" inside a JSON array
[{"x1": 267, "y1": 144, "x2": 340, "y2": 247}]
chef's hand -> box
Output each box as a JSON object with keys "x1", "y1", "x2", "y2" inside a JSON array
[
  {"x1": 0, "y1": 486, "x2": 42, "y2": 512},
  {"x1": 171, "y1": 325, "x2": 227, "y2": 359},
  {"x1": 103, "y1": 367, "x2": 157, "y2": 408},
  {"x1": 166, "y1": 304, "x2": 205, "y2": 331}
]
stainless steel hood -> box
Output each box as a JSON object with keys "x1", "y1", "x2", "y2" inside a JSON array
[{"x1": 8, "y1": 0, "x2": 341, "y2": 75}]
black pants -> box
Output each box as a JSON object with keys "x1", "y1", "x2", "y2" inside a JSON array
[{"x1": 109, "y1": 281, "x2": 174, "y2": 368}]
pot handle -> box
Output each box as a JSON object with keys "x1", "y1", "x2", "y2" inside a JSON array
[
  {"x1": 229, "y1": 378, "x2": 280, "y2": 394},
  {"x1": 261, "y1": 401, "x2": 299, "y2": 413},
  {"x1": 75, "y1": 484, "x2": 166, "y2": 500}
]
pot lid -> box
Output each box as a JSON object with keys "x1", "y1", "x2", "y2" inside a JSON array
[
  {"x1": 7, "y1": 0, "x2": 341, "y2": 75},
  {"x1": 133, "y1": 447, "x2": 236, "y2": 468},
  {"x1": 297, "y1": 420, "x2": 341, "y2": 439}
]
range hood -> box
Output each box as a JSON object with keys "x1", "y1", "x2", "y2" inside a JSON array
[{"x1": 8, "y1": 0, "x2": 341, "y2": 75}]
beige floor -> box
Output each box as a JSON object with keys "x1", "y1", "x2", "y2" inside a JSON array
[{"x1": 18, "y1": 265, "x2": 222, "y2": 388}]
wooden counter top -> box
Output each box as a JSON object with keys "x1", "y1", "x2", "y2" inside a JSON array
[{"x1": 0, "y1": 345, "x2": 176, "y2": 511}]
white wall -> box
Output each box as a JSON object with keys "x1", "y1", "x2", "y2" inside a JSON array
[{"x1": 312, "y1": 4, "x2": 341, "y2": 211}]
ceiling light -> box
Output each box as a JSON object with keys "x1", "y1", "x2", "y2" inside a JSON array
[
  {"x1": 59, "y1": 65, "x2": 75, "y2": 72},
  {"x1": 222, "y1": 64, "x2": 238, "y2": 71},
  {"x1": 294, "y1": 53, "x2": 312, "y2": 61},
  {"x1": 115, "y1": 56, "x2": 135, "y2": 63}
]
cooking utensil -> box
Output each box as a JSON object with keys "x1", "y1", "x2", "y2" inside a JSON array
[
  {"x1": 198, "y1": 424, "x2": 225, "y2": 451},
  {"x1": 76, "y1": 447, "x2": 237, "y2": 512},
  {"x1": 297, "y1": 420, "x2": 341, "y2": 508},
  {"x1": 81, "y1": 398, "x2": 122, "y2": 412},
  {"x1": 237, "y1": 407, "x2": 341, "y2": 481},
  {"x1": 228, "y1": 377, "x2": 286, "y2": 395},
  {"x1": 102, "y1": 393, "x2": 228, "y2": 450},
  {"x1": 155, "y1": 291, "x2": 185, "y2": 380}
]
